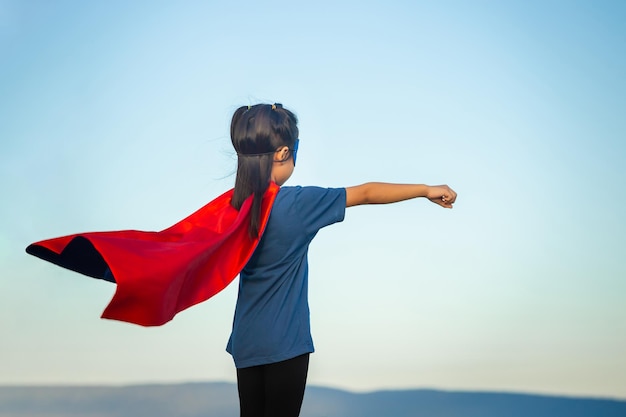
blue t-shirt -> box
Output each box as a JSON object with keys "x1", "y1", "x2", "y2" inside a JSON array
[{"x1": 226, "y1": 186, "x2": 346, "y2": 368}]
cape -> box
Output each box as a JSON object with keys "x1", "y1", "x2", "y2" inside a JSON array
[{"x1": 25, "y1": 182, "x2": 280, "y2": 326}]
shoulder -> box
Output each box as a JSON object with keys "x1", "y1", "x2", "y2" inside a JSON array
[{"x1": 270, "y1": 186, "x2": 346, "y2": 233}]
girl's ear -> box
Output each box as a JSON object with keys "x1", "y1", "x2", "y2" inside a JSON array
[{"x1": 274, "y1": 146, "x2": 290, "y2": 162}]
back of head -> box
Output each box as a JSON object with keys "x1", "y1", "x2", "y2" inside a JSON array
[{"x1": 231, "y1": 103, "x2": 299, "y2": 237}]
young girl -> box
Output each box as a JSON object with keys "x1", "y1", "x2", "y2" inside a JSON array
[
  {"x1": 226, "y1": 103, "x2": 456, "y2": 417},
  {"x1": 26, "y1": 102, "x2": 455, "y2": 417}
]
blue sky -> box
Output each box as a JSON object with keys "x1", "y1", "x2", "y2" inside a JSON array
[{"x1": 1, "y1": 0, "x2": 625, "y2": 399}]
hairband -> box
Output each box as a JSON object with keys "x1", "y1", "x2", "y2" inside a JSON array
[{"x1": 246, "y1": 104, "x2": 280, "y2": 111}]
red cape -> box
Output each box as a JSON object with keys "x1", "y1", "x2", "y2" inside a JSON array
[{"x1": 26, "y1": 183, "x2": 279, "y2": 326}]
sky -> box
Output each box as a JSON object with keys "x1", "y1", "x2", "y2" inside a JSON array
[{"x1": 1, "y1": 0, "x2": 625, "y2": 400}]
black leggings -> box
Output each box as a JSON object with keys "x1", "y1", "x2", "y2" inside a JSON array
[{"x1": 236, "y1": 353, "x2": 310, "y2": 417}]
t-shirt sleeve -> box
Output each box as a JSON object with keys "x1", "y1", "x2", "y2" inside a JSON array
[{"x1": 294, "y1": 186, "x2": 346, "y2": 236}]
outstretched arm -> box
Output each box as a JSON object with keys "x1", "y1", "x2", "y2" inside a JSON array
[{"x1": 345, "y1": 183, "x2": 456, "y2": 208}]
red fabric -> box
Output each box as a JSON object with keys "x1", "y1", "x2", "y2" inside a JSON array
[{"x1": 26, "y1": 183, "x2": 279, "y2": 326}]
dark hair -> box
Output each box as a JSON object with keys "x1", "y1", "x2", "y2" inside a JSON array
[{"x1": 230, "y1": 103, "x2": 299, "y2": 238}]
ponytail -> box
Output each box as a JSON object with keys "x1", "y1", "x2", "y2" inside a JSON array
[{"x1": 230, "y1": 103, "x2": 298, "y2": 238}]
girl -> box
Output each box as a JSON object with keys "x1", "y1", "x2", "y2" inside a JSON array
[{"x1": 226, "y1": 103, "x2": 456, "y2": 417}]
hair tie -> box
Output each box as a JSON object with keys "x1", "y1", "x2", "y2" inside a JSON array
[
  {"x1": 271, "y1": 104, "x2": 276, "y2": 110},
  {"x1": 247, "y1": 105, "x2": 251, "y2": 110}
]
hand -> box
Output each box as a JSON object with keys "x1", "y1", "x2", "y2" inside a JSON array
[{"x1": 426, "y1": 185, "x2": 457, "y2": 208}]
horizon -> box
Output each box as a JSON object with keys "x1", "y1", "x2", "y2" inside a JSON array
[
  {"x1": 1, "y1": 379, "x2": 625, "y2": 402},
  {"x1": 3, "y1": 383, "x2": 625, "y2": 417}
]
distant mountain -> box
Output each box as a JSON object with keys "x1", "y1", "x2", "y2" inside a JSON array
[{"x1": 1, "y1": 382, "x2": 625, "y2": 417}]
